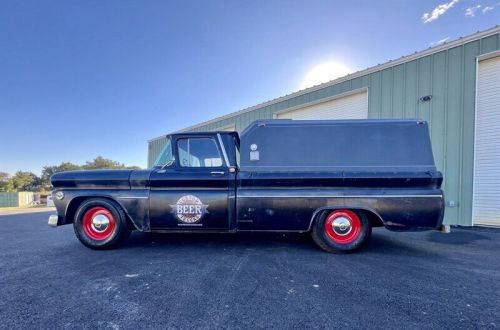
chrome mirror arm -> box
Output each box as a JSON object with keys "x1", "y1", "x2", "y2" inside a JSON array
[{"x1": 160, "y1": 159, "x2": 175, "y2": 170}]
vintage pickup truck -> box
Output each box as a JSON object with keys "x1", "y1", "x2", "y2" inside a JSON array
[{"x1": 49, "y1": 120, "x2": 445, "y2": 253}]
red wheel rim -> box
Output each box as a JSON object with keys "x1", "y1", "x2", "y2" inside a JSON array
[
  {"x1": 82, "y1": 206, "x2": 116, "y2": 241},
  {"x1": 324, "y1": 209, "x2": 362, "y2": 244}
]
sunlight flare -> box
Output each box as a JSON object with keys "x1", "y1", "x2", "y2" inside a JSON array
[{"x1": 300, "y1": 61, "x2": 352, "y2": 90}]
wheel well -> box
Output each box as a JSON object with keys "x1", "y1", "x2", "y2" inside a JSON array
[
  {"x1": 65, "y1": 196, "x2": 89, "y2": 224},
  {"x1": 65, "y1": 196, "x2": 133, "y2": 226},
  {"x1": 359, "y1": 209, "x2": 384, "y2": 228},
  {"x1": 312, "y1": 208, "x2": 384, "y2": 229}
]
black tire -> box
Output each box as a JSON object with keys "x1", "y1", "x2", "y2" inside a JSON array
[
  {"x1": 73, "y1": 198, "x2": 131, "y2": 250},
  {"x1": 311, "y1": 209, "x2": 371, "y2": 253}
]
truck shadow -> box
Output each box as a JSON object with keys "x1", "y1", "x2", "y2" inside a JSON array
[
  {"x1": 123, "y1": 230, "x2": 439, "y2": 257},
  {"x1": 425, "y1": 229, "x2": 489, "y2": 245},
  {"x1": 127, "y1": 231, "x2": 316, "y2": 252},
  {"x1": 362, "y1": 233, "x2": 433, "y2": 256}
]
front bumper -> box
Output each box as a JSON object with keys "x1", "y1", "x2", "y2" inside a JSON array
[{"x1": 48, "y1": 214, "x2": 59, "y2": 227}]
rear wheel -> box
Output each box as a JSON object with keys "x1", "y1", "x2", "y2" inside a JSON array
[
  {"x1": 311, "y1": 209, "x2": 371, "y2": 253},
  {"x1": 73, "y1": 198, "x2": 131, "y2": 249}
]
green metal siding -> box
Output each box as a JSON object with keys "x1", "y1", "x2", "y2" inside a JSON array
[
  {"x1": 148, "y1": 137, "x2": 168, "y2": 168},
  {"x1": 0, "y1": 192, "x2": 19, "y2": 208},
  {"x1": 148, "y1": 31, "x2": 499, "y2": 226}
]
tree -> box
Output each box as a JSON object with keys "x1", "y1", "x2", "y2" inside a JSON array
[
  {"x1": 0, "y1": 172, "x2": 10, "y2": 192},
  {"x1": 40, "y1": 162, "x2": 80, "y2": 190},
  {"x1": 0, "y1": 172, "x2": 9, "y2": 181},
  {"x1": 6, "y1": 157, "x2": 140, "y2": 192},
  {"x1": 82, "y1": 156, "x2": 126, "y2": 170},
  {"x1": 6, "y1": 171, "x2": 40, "y2": 192}
]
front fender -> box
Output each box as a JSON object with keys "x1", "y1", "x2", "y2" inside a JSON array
[{"x1": 52, "y1": 189, "x2": 150, "y2": 231}]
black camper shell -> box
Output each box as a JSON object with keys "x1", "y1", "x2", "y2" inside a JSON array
[{"x1": 239, "y1": 119, "x2": 437, "y2": 173}]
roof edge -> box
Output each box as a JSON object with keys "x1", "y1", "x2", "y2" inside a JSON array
[{"x1": 148, "y1": 135, "x2": 168, "y2": 143}]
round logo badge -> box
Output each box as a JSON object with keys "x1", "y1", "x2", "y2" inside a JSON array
[{"x1": 170, "y1": 195, "x2": 209, "y2": 223}]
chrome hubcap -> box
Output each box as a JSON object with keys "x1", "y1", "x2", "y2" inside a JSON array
[
  {"x1": 332, "y1": 216, "x2": 352, "y2": 236},
  {"x1": 91, "y1": 214, "x2": 110, "y2": 233}
]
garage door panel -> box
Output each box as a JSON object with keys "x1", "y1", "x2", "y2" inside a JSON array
[
  {"x1": 473, "y1": 56, "x2": 500, "y2": 227},
  {"x1": 276, "y1": 91, "x2": 368, "y2": 120}
]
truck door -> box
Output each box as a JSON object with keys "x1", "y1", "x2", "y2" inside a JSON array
[{"x1": 149, "y1": 134, "x2": 235, "y2": 230}]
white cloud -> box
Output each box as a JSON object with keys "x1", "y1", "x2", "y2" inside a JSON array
[
  {"x1": 481, "y1": 2, "x2": 500, "y2": 13},
  {"x1": 465, "y1": 4, "x2": 481, "y2": 17},
  {"x1": 422, "y1": 0, "x2": 460, "y2": 23},
  {"x1": 482, "y1": 5, "x2": 494, "y2": 13},
  {"x1": 430, "y1": 37, "x2": 450, "y2": 47}
]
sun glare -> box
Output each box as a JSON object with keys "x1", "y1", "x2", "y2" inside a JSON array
[{"x1": 300, "y1": 61, "x2": 352, "y2": 90}]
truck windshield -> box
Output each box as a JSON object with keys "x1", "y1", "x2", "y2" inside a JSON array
[{"x1": 153, "y1": 137, "x2": 173, "y2": 167}]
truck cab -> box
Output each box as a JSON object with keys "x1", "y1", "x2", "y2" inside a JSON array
[{"x1": 149, "y1": 132, "x2": 239, "y2": 231}]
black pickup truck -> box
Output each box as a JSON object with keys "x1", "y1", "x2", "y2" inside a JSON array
[{"x1": 49, "y1": 120, "x2": 445, "y2": 253}]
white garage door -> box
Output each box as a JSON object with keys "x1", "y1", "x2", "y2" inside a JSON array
[
  {"x1": 276, "y1": 90, "x2": 368, "y2": 120},
  {"x1": 217, "y1": 124, "x2": 236, "y2": 131},
  {"x1": 473, "y1": 55, "x2": 500, "y2": 227}
]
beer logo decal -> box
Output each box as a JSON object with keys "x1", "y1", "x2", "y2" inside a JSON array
[{"x1": 170, "y1": 195, "x2": 209, "y2": 223}]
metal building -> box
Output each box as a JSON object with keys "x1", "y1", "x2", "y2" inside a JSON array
[{"x1": 148, "y1": 26, "x2": 500, "y2": 227}]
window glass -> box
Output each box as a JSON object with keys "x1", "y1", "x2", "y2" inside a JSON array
[
  {"x1": 153, "y1": 138, "x2": 173, "y2": 167},
  {"x1": 177, "y1": 138, "x2": 223, "y2": 167}
]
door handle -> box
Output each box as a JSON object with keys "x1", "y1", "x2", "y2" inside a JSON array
[{"x1": 211, "y1": 171, "x2": 225, "y2": 176}]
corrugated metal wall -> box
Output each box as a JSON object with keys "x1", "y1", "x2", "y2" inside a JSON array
[
  {"x1": 148, "y1": 32, "x2": 499, "y2": 226},
  {"x1": 0, "y1": 192, "x2": 19, "y2": 208},
  {"x1": 148, "y1": 136, "x2": 168, "y2": 168},
  {"x1": 0, "y1": 192, "x2": 34, "y2": 208}
]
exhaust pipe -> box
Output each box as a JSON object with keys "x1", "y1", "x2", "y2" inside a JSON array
[{"x1": 440, "y1": 224, "x2": 451, "y2": 234}]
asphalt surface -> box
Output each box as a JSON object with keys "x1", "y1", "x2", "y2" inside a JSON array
[{"x1": 1, "y1": 212, "x2": 499, "y2": 329}]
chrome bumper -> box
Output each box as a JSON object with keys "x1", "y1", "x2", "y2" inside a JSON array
[{"x1": 48, "y1": 214, "x2": 59, "y2": 227}]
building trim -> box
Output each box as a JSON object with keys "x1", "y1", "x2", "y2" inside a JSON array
[
  {"x1": 477, "y1": 49, "x2": 500, "y2": 61},
  {"x1": 472, "y1": 55, "x2": 480, "y2": 226},
  {"x1": 148, "y1": 134, "x2": 168, "y2": 143},
  {"x1": 150, "y1": 25, "x2": 499, "y2": 139}
]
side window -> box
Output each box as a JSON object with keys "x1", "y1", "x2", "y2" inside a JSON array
[{"x1": 177, "y1": 138, "x2": 224, "y2": 168}]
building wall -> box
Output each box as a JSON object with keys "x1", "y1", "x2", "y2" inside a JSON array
[
  {"x1": 0, "y1": 192, "x2": 19, "y2": 208},
  {"x1": 148, "y1": 136, "x2": 168, "y2": 168},
  {"x1": 0, "y1": 192, "x2": 34, "y2": 208},
  {"x1": 17, "y1": 192, "x2": 34, "y2": 208},
  {"x1": 148, "y1": 31, "x2": 500, "y2": 226}
]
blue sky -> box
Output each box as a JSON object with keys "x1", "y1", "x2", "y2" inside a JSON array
[{"x1": 0, "y1": 0, "x2": 498, "y2": 175}]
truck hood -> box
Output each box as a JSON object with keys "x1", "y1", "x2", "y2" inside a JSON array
[{"x1": 51, "y1": 169, "x2": 134, "y2": 189}]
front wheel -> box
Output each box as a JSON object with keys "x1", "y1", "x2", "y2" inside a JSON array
[
  {"x1": 73, "y1": 198, "x2": 131, "y2": 250},
  {"x1": 311, "y1": 209, "x2": 371, "y2": 253}
]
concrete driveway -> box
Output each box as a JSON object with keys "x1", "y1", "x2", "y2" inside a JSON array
[{"x1": 0, "y1": 211, "x2": 499, "y2": 329}]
